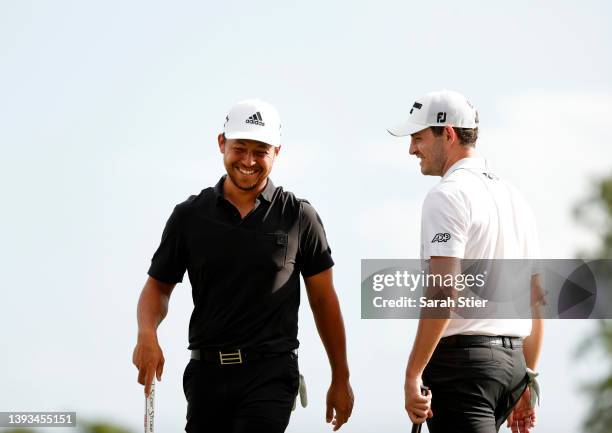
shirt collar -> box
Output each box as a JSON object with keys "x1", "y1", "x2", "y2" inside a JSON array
[
  {"x1": 213, "y1": 176, "x2": 225, "y2": 203},
  {"x1": 442, "y1": 156, "x2": 487, "y2": 180},
  {"x1": 213, "y1": 175, "x2": 276, "y2": 204},
  {"x1": 259, "y1": 177, "x2": 276, "y2": 202}
]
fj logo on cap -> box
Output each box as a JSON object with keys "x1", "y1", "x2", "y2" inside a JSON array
[
  {"x1": 431, "y1": 233, "x2": 451, "y2": 243},
  {"x1": 246, "y1": 112, "x2": 265, "y2": 126},
  {"x1": 410, "y1": 102, "x2": 423, "y2": 115},
  {"x1": 437, "y1": 112, "x2": 447, "y2": 123}
]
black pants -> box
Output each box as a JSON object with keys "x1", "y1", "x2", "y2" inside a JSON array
[
  {"x1": 422, "y1": 338, "x2": 529, "y2": 433},
  {"x1": 182, "y1": 352, "x2": 299, "y2": 433}
]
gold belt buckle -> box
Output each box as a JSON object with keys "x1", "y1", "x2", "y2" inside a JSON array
[{"x1": 219, "y1": 349, "x2": 243, "y2": 365}]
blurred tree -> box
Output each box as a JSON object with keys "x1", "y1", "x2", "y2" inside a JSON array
[
  {"x1": 2, "y1": 429, "x2": 37, "y2": 433},
  {"x1": 574, "y1": 175, "x2": 612, "y2": 433},
  {"x1": 574, "y1": 176, "x2": 612, "y2": 259},
  {"x1": 1, "y1": 420, "x2": 136, "y2": 433},
  {"x1": 79, "y1": 421, "x2": 135, "y2": 433}
]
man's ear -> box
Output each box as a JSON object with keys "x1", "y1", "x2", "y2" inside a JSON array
[
  {"x1": 444, "y1": 126, "x2": 457, "y2": 144},
  {"x1": 274, "y1": 145, "x2": 281, "y2": 157},
  {"x1": 218, "y1": 133, "x2": 226, "y2": 154}
]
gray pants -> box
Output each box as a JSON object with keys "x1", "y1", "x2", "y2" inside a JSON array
[{"x1": 423, "y1": 336, "x2": 529, "y2": 433}]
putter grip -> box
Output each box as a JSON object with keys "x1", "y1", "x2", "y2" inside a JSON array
[
  {"x1": 145, "y1": 380, "x2": 155, "y2": 433},
  {"x1": 410, "y1": 386, "x2": 429, "y2": 433}
]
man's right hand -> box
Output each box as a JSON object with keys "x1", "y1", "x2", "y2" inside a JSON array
[
  {"x1": 404, "y1": 375, "x2": 433, "y2": 424},
  {"x1": 506, "y1": 387, "x2": 536, "y2": 433},
  {"x1": 132, "y1": 331, "x2": 165, "y2": 397}
]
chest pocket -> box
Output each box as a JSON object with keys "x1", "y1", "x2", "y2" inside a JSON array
[{"x1": 254, "y1": 231, "x2": 288, "y2": 271}]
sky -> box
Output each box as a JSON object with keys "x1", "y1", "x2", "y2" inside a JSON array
[{"x1": 1, "y1": 1, "x2": 611, "y2": 432}]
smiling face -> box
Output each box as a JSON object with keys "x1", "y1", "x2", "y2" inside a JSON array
[
  {"x1": 409, "y1": 127, "x2": 451, "y2": 176},
  {"x1": 218, "y1": 134, "x2": 280, "y2": 191}
]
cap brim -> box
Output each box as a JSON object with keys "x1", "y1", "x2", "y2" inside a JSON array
[
  {"x1": 224, "y1": 131, "x2": 281, "y2": 147},
  {"x1": 387, "y1": 120, "x2": 428, "y2": 137}
]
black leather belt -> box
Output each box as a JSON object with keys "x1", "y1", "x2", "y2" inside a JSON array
[
  {"x1": 190, "y1": 349, "x2": 293, "y2": 365},
  {"x1": 439, "y1": 335, "x2": 523, "y2": 349}
]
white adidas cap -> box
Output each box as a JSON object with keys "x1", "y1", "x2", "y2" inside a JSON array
[
  {"x1": 223, "y1": 99, "x2": 282, "y2": 147},
  {"x1": 387, "y1": 90, "x2": 479, "y2": 137}
]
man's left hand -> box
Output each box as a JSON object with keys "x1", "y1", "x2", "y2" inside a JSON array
[{"x1": 326, "y1": 379, "x2": 354, "y2": 431}]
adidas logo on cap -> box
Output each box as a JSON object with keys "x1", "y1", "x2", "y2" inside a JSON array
[{"x1": 246, "y1": 112, "x2": 265, "y2": 126}]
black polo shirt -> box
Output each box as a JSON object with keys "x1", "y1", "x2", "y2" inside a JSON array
[{"x1": 148, "y1": 176, "x2": 334, "y2": 352}]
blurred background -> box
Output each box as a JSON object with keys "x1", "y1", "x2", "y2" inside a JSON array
[{"x1": 1, "y1": 1, "x2": 611, "y2": 432}]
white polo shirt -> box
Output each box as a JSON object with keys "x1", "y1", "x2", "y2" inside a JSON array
[{"x1": 420, "y1": 156, "x2": 540, "y2": 338}]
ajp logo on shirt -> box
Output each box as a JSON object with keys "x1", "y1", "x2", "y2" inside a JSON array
[{"x1": 431, "y1": 233, "x2": 451, "y2": 243}]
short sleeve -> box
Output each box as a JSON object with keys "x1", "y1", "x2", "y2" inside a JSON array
[
  {"x1": 148, "y1": 206, "x2": 187, "y2": 284},
  {"x1": 421, "y1": 189, "x2": 469, "y2": 259},
  {"x1": 298, "y1": 201, "x2": 335, "y2": 278}
]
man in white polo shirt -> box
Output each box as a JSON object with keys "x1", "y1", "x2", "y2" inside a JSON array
[{"x1": 388, "y1": 90, "x2": 544, "y2": 433}]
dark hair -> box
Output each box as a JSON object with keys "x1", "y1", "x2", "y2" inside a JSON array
[{"x1": 430, "y1": 126, "x2": 478, "y2": 147}]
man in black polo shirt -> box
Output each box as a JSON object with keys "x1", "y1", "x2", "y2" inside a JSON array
[{"x1": 132, "y1": 99, "x2": 353, "y2": 433}]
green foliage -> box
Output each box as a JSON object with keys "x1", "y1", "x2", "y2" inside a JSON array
[
  {"x1": 0, "y1": 420, "x2": 137, "y2": 433},
  {"x1": 574, "y1": 177, "x2": 612, "y2": 259},
  {"x1": 575, "y1": 174, "x2": 612, "y2": 433},
  {"x1": 1, "y1": 429, "x2": 37, "y2": 433},
  {"x1": 79, "y1": 421, "x2": 135, "y2": 433}
]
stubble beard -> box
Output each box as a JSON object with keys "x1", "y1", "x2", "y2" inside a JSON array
[
  {"x1": 227, "y1": 168, "x2": 264, "y2": 191},
  {"x1": 426, "y1": 156, "x2": 444, "y2": 176},
  {"x1": 426, "y1": 140, "x2": 446, "y2": 176}
]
